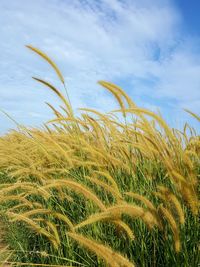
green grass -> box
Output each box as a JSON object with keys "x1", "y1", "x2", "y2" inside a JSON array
[{"x1": 0, "y1": 167, "x2": 199, "y2": 267}]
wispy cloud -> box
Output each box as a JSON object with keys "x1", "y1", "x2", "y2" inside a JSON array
[{"x1": 0, "y1": 0, "x2": 199, "y2": 134}]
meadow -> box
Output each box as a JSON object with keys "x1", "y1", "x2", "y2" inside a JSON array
[{"x1": 0, "y1": 46, "x2": 199, "y2": 267}]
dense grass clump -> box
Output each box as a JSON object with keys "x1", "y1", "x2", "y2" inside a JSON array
[{"x1": 0, "y1": 46, "x2": 199, "y2": 267}]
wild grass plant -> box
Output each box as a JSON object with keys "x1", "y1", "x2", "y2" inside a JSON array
[{"x1": 0, "y1": 46, "x2": 199, "y2": 266}]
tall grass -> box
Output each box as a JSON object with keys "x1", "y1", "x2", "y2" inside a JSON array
[{"x1": 0, "y1": 46, "x2": 199, "y2": 267}]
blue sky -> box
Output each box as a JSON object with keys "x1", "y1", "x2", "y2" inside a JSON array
[{"x1": 0, "y1": 0, "x2": 200, "y2": 134}]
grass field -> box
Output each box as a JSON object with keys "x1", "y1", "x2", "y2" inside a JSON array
[{"x1": 0, "y1": 46, "x2": 199, "y2": 267}]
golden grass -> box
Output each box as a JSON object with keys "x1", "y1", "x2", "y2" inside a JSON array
[{"x1": 0, "y1": 45, "x2": 199, "y2": 266}]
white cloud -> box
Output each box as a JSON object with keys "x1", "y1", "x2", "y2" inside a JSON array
[{"x1": 0, "y1": 0, "x2": 199, "y2": 134}]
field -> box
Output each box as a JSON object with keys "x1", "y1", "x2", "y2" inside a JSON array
[{"x1": 0, "y1": 46, "x2": 199, "y2": 267}]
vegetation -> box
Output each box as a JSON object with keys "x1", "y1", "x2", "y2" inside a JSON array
[{"x1": 0, "y1": 46, "x2": 199, "y2": 267}]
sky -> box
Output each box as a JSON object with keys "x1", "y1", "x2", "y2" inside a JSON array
[{"x1": 0, "y1": 0, "x2": 200, "y2": 134}]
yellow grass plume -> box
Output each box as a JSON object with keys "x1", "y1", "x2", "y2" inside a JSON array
[
  {"x1": 26, "y1": 45, "x2": 65, "y2": 84},
  {"x1": 68, "y1": 232, "x2": 135, "y2": 267},
  {"x1": 158, "y1": 205, "x2": 181, "y2": 252},
  {"x1": 43, "y1": 180, "x2": 106, "y2": 211},
  {"x1": 157, "y1": 186, "x2": 185, "y2": 225}
]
